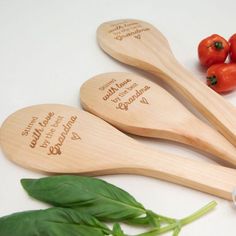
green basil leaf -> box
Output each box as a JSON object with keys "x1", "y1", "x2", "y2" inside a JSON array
[
  {"x1": 146, "y1": 211, "x2": 161, "y2": 227},
  {"x1": 0, "y1": 207, "x2": 110, "y2": 236},
  {"x1": 21, "y1": 175, "x2": 146, "y2": 221},
  {"x1": 112, "y1": 223, "x2": 125, "y2": 236},
  {"x1": 123, "y1": 216, "x2": 150, "y2": 225}
]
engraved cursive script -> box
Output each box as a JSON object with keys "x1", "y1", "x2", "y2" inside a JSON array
[
  {"x1": 30, "y1": 112, "x2": 54, "y2": 148},
  {"x1": 116, "y1": 86, "x2": 151, "y2": 111},
  {"x1": 47, "y1": 115, "x2": 78, "y2": 155}
]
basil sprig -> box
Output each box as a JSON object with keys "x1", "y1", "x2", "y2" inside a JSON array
[
  {"x1": 21, "y1": 175, "x2": 217, "y2": 236},
  {"x1": 0, "y1": 175, "x2": 217, "y2": 235},
  {"x1": 0, "y1": 207, "x2": 111, "y2": 236}
]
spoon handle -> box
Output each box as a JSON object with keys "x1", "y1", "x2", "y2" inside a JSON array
[
  {"x1": 150, "y1": 59, "x2": 236, "y2": 147},
  {"x1": 126, "y1": 146, "x2": 236, "y2": 200},
  {"x1": 149, "y1": 115, "x2": 236, "y2": 167}
]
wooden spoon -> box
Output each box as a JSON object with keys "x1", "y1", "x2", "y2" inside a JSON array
[
  {"x1": 97, "y1": 19, "x2": 236, "y2": 146},
  {"x1": 1, "y1": 104, "x2": 236, "y2": 200},
  {"x1": 80, "y1": 72, "x2": 236, "y2": 167}
]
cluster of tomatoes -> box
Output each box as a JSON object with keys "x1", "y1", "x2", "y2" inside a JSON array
[{"x1": 198, "y1": 34, "x2": 236, "y2": 93}]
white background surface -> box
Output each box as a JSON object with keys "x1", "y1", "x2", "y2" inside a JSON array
[{"x1": 0, "y1": 0, "x2": 236, "y2": 235}]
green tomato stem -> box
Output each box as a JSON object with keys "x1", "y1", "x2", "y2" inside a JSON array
[
  {"x1": 207, "y1": 76, "x2": 217, "y2": 85},
  {"x1": 214, "y1": 41, "x2": 224, "y2": 50},
  {"x1": 207, "y1": 41, "x2": 224, "y2": 50}
]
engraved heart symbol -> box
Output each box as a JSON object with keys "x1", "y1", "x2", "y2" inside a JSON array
[
  {"x1": 71, "y1": 132, "x2": 81, "y2": 141},
  {"x1": 134, "y1": 34, "x2": 141, "y2": 39},
  {"x1": 140, "y1": 97, "x2": 149, "y2": 104}
]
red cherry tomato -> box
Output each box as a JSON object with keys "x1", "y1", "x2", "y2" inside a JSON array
[
  {"x1": 198, "y1": 34, "x2": 229, "y2": 67},
  {"x1": 206, "y1": 63, "x2": 236, "y2": 93},
  {"x1": 229, "y1": 34, "x2": 236, "y2": 62}
]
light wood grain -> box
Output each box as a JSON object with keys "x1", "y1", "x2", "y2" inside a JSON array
[
  {"x1": 1, "y1": 104, "x2": 236, "y2": 200},
  {"x1": 80, "y1": 72, "x2": 236, "y2": 167},
  {"x1": 97, "y1": 19, "x2": 236, "y2": 147}
]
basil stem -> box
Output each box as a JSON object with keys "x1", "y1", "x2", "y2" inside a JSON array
[{"x1": 136, "y1": 201, "x2": 217, "y2": 236}]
